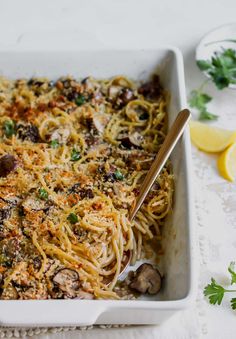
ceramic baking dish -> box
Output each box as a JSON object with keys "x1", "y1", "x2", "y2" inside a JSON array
[{"x1": 0, "y1": 47, "x2": 196, "y2": 327}]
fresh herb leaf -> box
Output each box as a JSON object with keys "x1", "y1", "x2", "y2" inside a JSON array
[
  {"x1": 114, "y1": 169, "x2": 124, "y2": 181},
  {"x1": 191, "y1": 48, "x2": 236, "y2": 122},
  {"x1": 197, "y1": 48, "x2": 236, "y2": 90},
  {"x1": 189, "y1": 91, "x2": 212, "y2": 111},
  {"x1": 3, "y1": 120, "x2": 15, "y2": 137},
  {"x1": 228, "y1": 262, "x2": 236, "y2": 285},
  {"x1": 209, "y1": 71, "x2": 230, "y2": 89},
  {"x1": 204, "y1": 266, "x2": 236, "y2": 310},
  {"x1": 196, "y1": 60, "x2": 212, "y2": 71},
  {"x1": 50, "y1": 139, "x2": 59, "y2": 149},
  {"x1": 199, "y1": 110, "x2": 218, "y2": 121},
  {"x1": 67, "y1": 213, "x2": 78, "y2": 224},
  {"x1": 231, "y1": 298, "x2": 236, "y2": 310},
  {"x1": 204, "y1": 278, "x2": 226, "y2": 305},
  {"x1": 75, "y1": 94, "x2": 86, "y2": 106},
  {"x1": 38, "y1": 188, "x2": 48, "y2": 200},
  {"x1": 188, "y1": 90, "x2": 217, "y2": 120},
  {"x1": 71, "y1": 147, "x2": 80, "y2": 161}
]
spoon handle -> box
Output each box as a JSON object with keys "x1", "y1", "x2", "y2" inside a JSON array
[{"x1": 129, "y1": 108, "x2": 191, "y2": 221}]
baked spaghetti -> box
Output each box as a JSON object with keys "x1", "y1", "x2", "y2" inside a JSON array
[{"x1": 0, "y1": 75, "x2": 173, "y2": 300}]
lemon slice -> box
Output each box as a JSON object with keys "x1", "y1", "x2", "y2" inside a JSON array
[
  {"x1": 190, "y1": 121, "x2": 236, "y2": 153},
  {"x1": 218, "y1": 142, "x2": 236, "y2": 182}
]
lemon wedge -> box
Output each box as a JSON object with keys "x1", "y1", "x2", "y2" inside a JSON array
[
  {"x1": 189, "y1": 121, "x2": 236, "y2": 153},
  {"x1": 218, "y1": 142, "x2": 236, "y2": 182}
]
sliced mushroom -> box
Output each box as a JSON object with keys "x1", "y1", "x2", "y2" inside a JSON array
[
  {"x1": 52, "y1": 268, "x2": 80, "y2": 298},
  {"x1": 50, "y1": 128, "x2": 70, "y2": 144},
  {"x1": 116, "y1": 88, "x2": 136, "y2": 108},
  {"x1": 108, "y1": 86, "x2": 135, "y2": 109},
  {"x1": 0, "y1": 154, "x2": 17, "y2": 177},
  {"x1": 22, "y1": 196, "x2": 48, "y2": 212},
  {"x1": 68, "y1": 184, "x2": 94, "y2": 199},
  {"x1": 16, "y1": 123, "x2": 40, "y2": 143},
  {"x1": 108, "y1": 85, "x2": 120, "y2": 100},
  {"x1": 75, "y1": 290, "x2": 94, "y2": 300},
  {"x1": 92, "y1": 113, "x2": 110, "y2": 134},
  {"x1": 138, "y1": 75, "x2": 163, "y2": 101},
  {"x1": 92, "y1": 117, "x2": 105, "y2": 134},
  {"x1": 118, "y1": 132, "x2": 143, "y2": 149},
  {"x1": 129, "y1": 263, "x2": 162, "y2": 295}
]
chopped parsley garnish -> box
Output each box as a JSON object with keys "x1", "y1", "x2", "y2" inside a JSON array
[
  {"x1": 204, "y1": 262, "x2": 236, "y2": 310},
  {"x1": 67, "y1": 213, "x2": 78, "y2": 224},
  {"x1": 50, "y1": 139, "x2": 59, "y2": 149},
  {"x1": 75, "y1": 94, "x2": 86, "y2": 106},
  {"x1": 38, "y1": 188, "x2": 48, "y2": 200},
  {"x1": 3, "y1": 120, "x2": 15, "y2": 137},
  {"x1": 114, "y1": 169, "x2": 124, "y2": 181},
  {"x1": 71, "y1": 147, "x2": 80, "y2": 161}
]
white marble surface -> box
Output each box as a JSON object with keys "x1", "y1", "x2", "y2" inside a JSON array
[{"x1": 0, "y1": 0, "x2": 236, "y2": 338}]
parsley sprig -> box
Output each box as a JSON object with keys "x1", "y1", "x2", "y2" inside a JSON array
[
  {"x1": 197, "y1": 48, "x2": 236, "y2": 89},
  {"x1": 188, "y1": 47, "x2": 236, "y2": 121},
  {"x1": 189, "y1": 85, "x2": 218, "y2": 121},
  {"x1": 204, "y1": 262, "x2": 236, "y2": 310}
]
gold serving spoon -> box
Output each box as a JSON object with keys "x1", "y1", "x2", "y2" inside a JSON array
[{"x1": 117, "y1": 108, "x2": 191, "y2": 278}]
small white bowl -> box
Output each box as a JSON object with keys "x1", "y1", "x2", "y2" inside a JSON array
[{"x1": 196, "y1": 22, "x2": 236, "y2": 89}]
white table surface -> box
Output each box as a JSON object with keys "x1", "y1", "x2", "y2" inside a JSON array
[{"x1": 1, "y1": 0, "x2": 236, "y2": 338}]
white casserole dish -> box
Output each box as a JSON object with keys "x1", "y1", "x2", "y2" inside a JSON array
[{"x1": 0, "y1": 47, "x2": 196, "y2": 327}]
